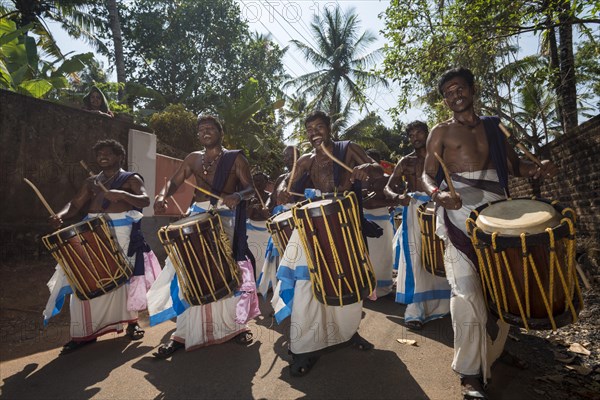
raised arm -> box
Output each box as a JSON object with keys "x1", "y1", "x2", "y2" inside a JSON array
[{"x1": 347, "y1": 143, "x2": 384, "y2": 182}]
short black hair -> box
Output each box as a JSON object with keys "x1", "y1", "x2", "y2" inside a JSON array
[
  {"x1": 197, "y1": 114, "x2": 224, "y2": 134},
  {"x1": 93, "y1": 139, "x2": 125, "y2": 158},
  {"x1": 438, "y1": 67, "x2": 475, "y2": 96},
  {"x1": 304, "y1": 110, "x2": 330, "y2": 128},
  {"x1": 405, "y1": 120, "x2": 429, "y2": 136},
  {"x1": 366, "y1": 149, "x2": 381, "y2": 163}
]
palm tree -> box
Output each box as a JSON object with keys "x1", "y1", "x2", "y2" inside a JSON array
[
  {"x1": 0, "y1": 0, "x2": 106, "y2": 60},
  {"x1": 285, "y1": 5, "x2": 389, "y2": 139}
]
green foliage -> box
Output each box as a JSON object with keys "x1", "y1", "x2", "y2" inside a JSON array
[
  {"x1": 0, "y1": 17, "x2": 93, "y2": 98},
  {"x1": 149, "y1": 104, "x2": 198, "y2": 151}
]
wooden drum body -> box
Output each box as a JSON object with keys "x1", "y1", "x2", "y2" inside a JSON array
[
  {"x1": 158, "y1": 212, "x2": 240, "y2": 306},
  {"x1": 466, "y1": 198, "x2": 581, "y2": 331},
  {"x1": 292, "y1": 192, "x2": 376, "y2": 306},
  {"x1": 42, "y1": 216, "x2": 133, "y2": 300},
  {"x1": 266, "y1": 209, "x2": 295, "y2": 256},
  {"x1": 417, "y1": 202, "x2": 446, "y2": 277}
]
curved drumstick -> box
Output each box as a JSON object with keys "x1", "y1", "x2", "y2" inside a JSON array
[
  {"x1": 319, "y1": 143, "x2": 353, "y2": 173},
  {"x1": 23, "y1": 178, "x2": 56, "y2": 216},
  {"x1": 163, "y1": 177, "x2": 185, "y2": 215},
  {"x1": 499, "y1": 123, "x2": 543, "y2": 167},
  {"x1": 80, "y1": 160, "x2": 109, "y2": 192},
  {"x1": 433, "y1": 152, "x2": 457, "y2": 198},
  {"x1": 183, "y1": 180, "x2": 223, "y2": 202},
  {"x1": 286, "y1": 145, "x2": 298, "y2": 192},
  {"x1": 253, "y1": 185, "x2": 268, "y2": 210}
]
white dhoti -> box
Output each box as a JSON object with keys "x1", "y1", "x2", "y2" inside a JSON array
[
  {"x1": 246, "y1": 219, "x2": 271, "y2": 273},
  {"x1": 147, "y1": 202, "x2": 259, "y2": 351},
  {"x1": 272, "y1": 229, "x2": 363, "y2": 355},
  {"x1": 394, "y1": 193, "x2": 450, "y2": 324},
  {"x1": 436, "y1": 170, "x2": 510, "y2": 381},
  {"x1": 364, "y1": 207, "x2": 395, "y2": 297},
  {"x1": 43, "y1": 211, "x2": 162, "y2": 341}
]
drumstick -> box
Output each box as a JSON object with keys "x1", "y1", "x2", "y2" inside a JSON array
[
  {"x1": 289, "y1": 191, "x2": 304, "y2": 197},
  {"x1": 183, "y1": 180, "x2": 223, "y2": 202},
  {"x1": 163, "y1": 177, "x2": 185, "y2": 215},
  {"x1": 253, "y1": 185, "x2": 268, "y2": 210},
  {"x1": 433, "y1": 152, "x2": 457, "y2": 198},
  {"x1": 80, "y1": 160, "x2": 109, "y2": 192},
  {"x1": 499, "y1": 123, "x2": 543, "y2": 167},
  {"x1": 286, "y1": 145, "x2": 298, "y2": 192},
  {"x1": 23, "y1": 178, "x2": 56, "y2": 216},
  {"x1": 319, "y1": 143, "x2": 353, "y2": 173}
]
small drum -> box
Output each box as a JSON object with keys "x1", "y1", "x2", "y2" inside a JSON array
[
  {"x1": 266, "y1": 209, "x2": 295, "y2": 256},
  {"x1": 417, "y1": 202, "x2": 446, "y2": 277},
  {"x1": 292, "y1": 192, "x2": 376, "y2": 306},
  {"x1": 467, "y1": 198, "x2": 582, "y2": 331},
  {"x1": 42, "y1": 216, "x2": 133, "y2": 300},
  {"x1": 158, "y1": 212, "x2": 240, "y2": 306}
]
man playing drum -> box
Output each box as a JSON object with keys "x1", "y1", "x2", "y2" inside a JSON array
[
  {"x1": 422, "y1": 67, "x2": 558, "y2": 399},
  {"x1": 275, "y1": 110, "x2": 383, "y2": 377},
  {"x1": 43, "y1": 139, "x2": 161, "y2": 354},
  {"x1": 385, "y1": 121, "x2": 451, "y2": 330},
  {"x1": 150, "y1": 114, "x2": 260, "y2": 358}
]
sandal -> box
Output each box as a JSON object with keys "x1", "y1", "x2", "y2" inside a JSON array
[
  {"x1": 60, "y1": 338, "x2": 97, "y2": 355},
  {"x1": 461, "y1": 376, "x2": 487, "y2": 400},
  {"x1": 153, "y1": 340, "x2": 185, "y2": 359},
  {"x1": 351, "y1": 332, "x2": 374, "y2": 351},
  {"x1": 126, "y1": 323, "x2": 145, "y2": 340},
  {"x1": 233, "y1": 331, "x2": 253, "y2": 345},
  {"x1": 498, "y1": 350, "x2": 529, "y2": 370},
  {"x1": 290, "y1": 354, "x2": 320, "y2": 377},
  {"x1": 405, "y1": 320, "x2": 423, "y2": 331}
]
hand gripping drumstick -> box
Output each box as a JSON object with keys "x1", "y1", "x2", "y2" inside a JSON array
[
  {"x1": 499, "y1": 123, "x2": 543, "y2": 167},
  {"x1": 23, "y1": 178, "x2": 56, "y2": 216},
  {"x1": 163, "y1": 177, "x2": 185, "y2": 215},
  {"x1": 433, "y1": 152, "x2": 457, "y2": 198},
  {"x1": 80, "y1": 160, "x2": 109, "y2": 193},
  {"x1": 183, "y1": 180, "x2": 224, "y2": 202}
]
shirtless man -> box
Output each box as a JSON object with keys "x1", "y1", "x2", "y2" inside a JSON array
[
  {"x1": 422, "y1": 67, "x2": 557, "y2": 399},
  {"x1": 385, "y1": 121, "x2": 450, "y2": 330},
  {"x1": 274, "y1": 110, "x2": 383, "y2": 377},
  {"x1": 43, "y1": 139, "x2": 160, "y2": 354},
  {"x1": 149, "y1": 114, "x2": 259, "y2": 358}
]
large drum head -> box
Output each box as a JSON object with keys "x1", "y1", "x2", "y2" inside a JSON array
[
  {"x1": 272, "y1": 209, "x2": 293, "y2": 223},
  {"x1": 300, "y1": 198, "x2": 335, "y2": 210},
  {"x1": 49, "y1": 216, "x2": 104, "y2": 243},
  {"x1": 476, "y1": 199, "x2": 561, "y2": 235},
  {"x1": 168, "y1": 212, "x2": 214, "y2": 228}
]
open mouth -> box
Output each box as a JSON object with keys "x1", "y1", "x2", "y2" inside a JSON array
[{"x1": 311, "y1": 136, "x2": 323, "y2": 145}]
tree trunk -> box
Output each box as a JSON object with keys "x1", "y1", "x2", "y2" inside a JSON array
[
  {"x1": 106, "y1": 0, "x2": 126, "y2": 100},
  {"x1": 558, "y1": 0, "x2": 578, "y2": 133},
  {"x1": 546, "y1": 16, "x2": 564, "y2": 133}
]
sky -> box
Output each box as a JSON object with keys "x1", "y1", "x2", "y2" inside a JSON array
[{"x1": 48, "y1": 0, "x2": 420, "y2": 130}]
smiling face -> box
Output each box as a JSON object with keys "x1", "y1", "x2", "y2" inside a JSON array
[
  {"x1": 95, "y1": 146, "x2": 122, "y2": 169},
  {"x1": 305, "y1": 117, "x2": 331, "y2": 149},
  {"x1": 198, "y1": 120, "x2": 223, "y2": 147},
  {"x1": 441, "y1": 76, "x2": 474, "y2": 113},
  {"x1": 89, "y1": 91, "x2": 103, "y2": 110}
]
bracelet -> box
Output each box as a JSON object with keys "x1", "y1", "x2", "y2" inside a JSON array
[
  {"x1": 431, "y1": 187, "x2": 440, "y2": 200},
  {"x1": 234, "y1": 192, "x2": 243, "y2": 201}
]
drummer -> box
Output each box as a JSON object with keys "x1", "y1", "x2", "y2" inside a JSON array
[
  {"x1": 275, "y1": 110, "x2": 383, "y2": 377},
  {"x1": 43, "y1": 139, "x2": 161, "y2": 354},
  {"x1": 422, "y1": 67, "x2": 557, "y2": 399},
  {"x1": 150, "y1": 114, "x2": 260, "y2": 359},
  {"x1": 384, "y1": 121, "x2": 450, "y2": 330}
]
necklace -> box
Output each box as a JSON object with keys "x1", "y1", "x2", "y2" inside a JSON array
[
  {"x1": 454, "y1": 115, "x2": 481, "y2": 129},
  {"x1": 202, "y1": 151, "x2": 223, "y2": 175},
  {"x1": 95, "y1": 170, "x2": 120, "y2": 188}
]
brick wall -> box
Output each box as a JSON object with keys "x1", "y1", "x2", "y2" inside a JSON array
[{"x1": 508, "y1": 115, "x2": 600, "y2": 246}]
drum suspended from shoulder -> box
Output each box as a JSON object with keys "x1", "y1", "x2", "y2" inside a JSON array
[
  {"x1": 466, "y1": 197, "x2": 582, "y2": 331},
  {"x1": 292, "y1": 191, "x2": 376, "y2": 307},
  {"x1": 158, "y1": 211, "x2": 241, "y2": 306},
  {"x1": 417, "y1": 202, "x2": 446, "y2": 277},
  {"x1": 266, "y1": 209, "x2": 295, "y2": 257},
  {"x1": 43, "y1": 216, "x2": 134, "y2": 300}
]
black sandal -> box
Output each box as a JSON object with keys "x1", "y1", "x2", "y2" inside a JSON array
[
  {"x1": 60, "y1": 338, "x2": 97, "y2": 355},
  {"x1": 126, "y1": 323, "x2": 145, "y2": 340},
  {"x1": 153, "y1": 340, "x2": 185, "y2": 359},
  {"x1": 351, "y1": 332, "x2": 374, "y2": 351},
  {"x1": 233, "y1": 331, "x2": 253, "y2": 345},
  {"x1": 290, "y1": 354, "x2": 320, "y2": 377}
]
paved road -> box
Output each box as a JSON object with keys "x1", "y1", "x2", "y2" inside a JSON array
[{"x1": 1, "y1": 293, "x2": 541, "y2": 400}]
